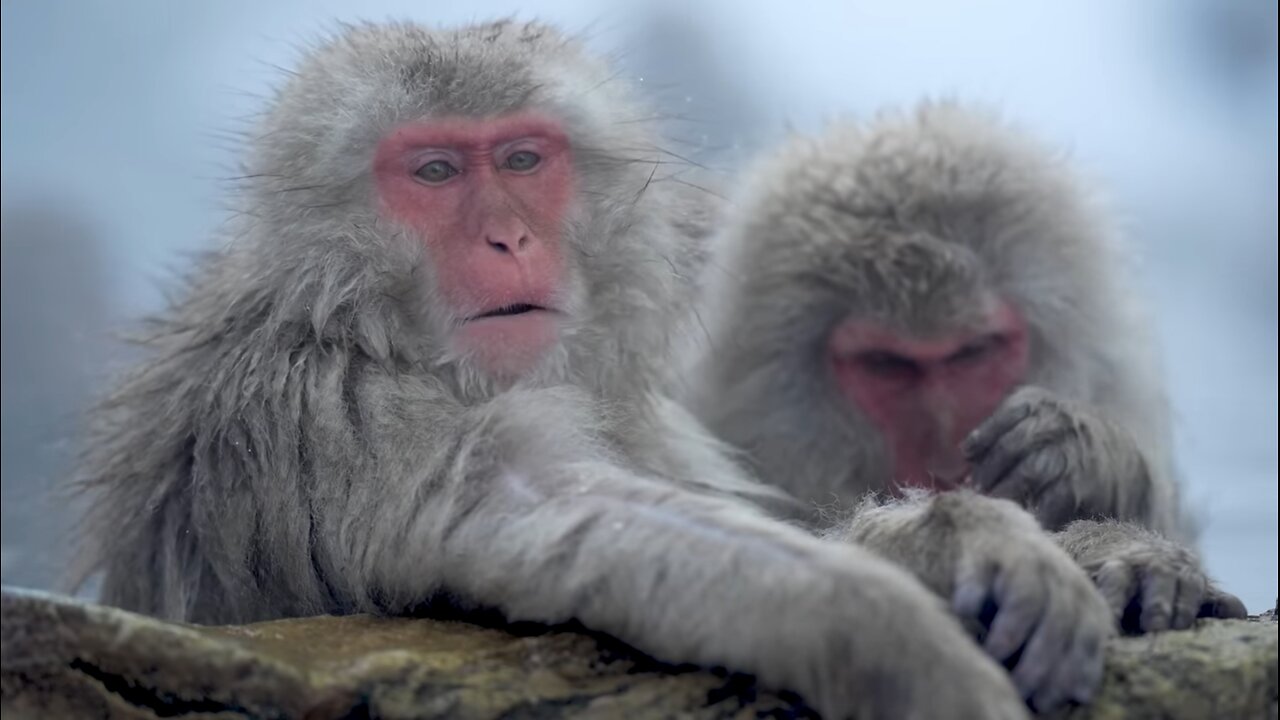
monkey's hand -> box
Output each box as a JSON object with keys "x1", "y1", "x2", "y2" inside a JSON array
[
  {"x1": 835, "y1": 491, "x2": 1115, "y2": 712},
  {"x1": 962, "y1": 385, "x2": 1151, "y2": 531},
  {"x1": 1055, "y1": 519, "x2": 1248, "y2": 634}
]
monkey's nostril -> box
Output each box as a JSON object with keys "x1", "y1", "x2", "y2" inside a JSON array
[{"x1": 487, "y1": 235, "x2": 529, "y2": 254}]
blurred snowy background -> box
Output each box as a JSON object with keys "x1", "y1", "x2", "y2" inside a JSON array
[{"x1": 2, "y1": 0, "x2": 1276, "y2": 612}]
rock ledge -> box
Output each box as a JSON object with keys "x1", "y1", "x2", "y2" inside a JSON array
[{"x1": 1, "y1": 588, "x2": 1276, "y2": 719}]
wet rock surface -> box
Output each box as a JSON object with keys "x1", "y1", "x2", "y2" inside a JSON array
[{"x1": 2, "y1": 588, "x2": 1276, "y2": 719}]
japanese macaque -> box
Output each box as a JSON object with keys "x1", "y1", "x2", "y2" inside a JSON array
[
  {"x1": 70, "y1": 21, "x2": 1043, "y2": 720},
  {"x1": 689, "y1": 102, "x2": 1248, "y2": 644}
]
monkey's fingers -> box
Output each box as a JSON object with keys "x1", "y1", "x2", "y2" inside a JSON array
[
  {"x1": 1010, "y1": 589, "x2": 1072, "y2": 706},
  {"x1": 1171, "y1": 573, "x2": 1208, "y2": 630},
  {"x1": 1030, "y1": 602, "x2": 1105, "y2": 712},
  {"x1": 1029, "y1": 480, "x2": 1081, "y2": 531},
  {"x1": 976, "y1": 439, "x2": 1070, "y2": 509},
  {"x1": 968, "y1": 399, "x2": 1076, "y2": 489},
  {"x1": 1060, "y1": 620, "x2": 1107, "y2": 705},
  {"x1": 961, "y1": 396, "x2": 1037, "y2": 461},
  {"x1": 1091, "y1": 559, "x2": 1139, "y2": 623},
  {"x1": 952, "y1": 559, "x2": 999, "y2": 635},
  {"x1": 1199, "y1": 589, "x2": 1248, "y2": 619},
  {"x1": 983, "y1": 565, "x2": 1048, "y2": 663},
  {"x1": 1138, "y1": 569, "x2": 1177, "y2": 632},
  {"x1": 967, "y1": 432, "x2": 1037, "y2": 497}
]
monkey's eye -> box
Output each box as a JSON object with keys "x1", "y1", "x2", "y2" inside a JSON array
[
  {"x1": 947, "y1": 335, "x2": 1005, "y2": 365},
  {"x1": 415, "y1": 160, "x2": 459, "y2": 184},
  {"x1": 504, "y1": 150, "x2": 542, "y2": 172},
  {"x1": 856, "y1": 351, "x2": 922, "y2": 381}
]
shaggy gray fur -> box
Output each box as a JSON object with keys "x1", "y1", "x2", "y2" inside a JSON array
[
  {"x1": 690, "y1": 102, "x2": 1179, "y2": 537},
  {"x1": 686, "y1": 102, "x2": 1250, "y2": 707},
  {"x1": 71, "y1": 21, "x2": 1032, "y2": 720}
]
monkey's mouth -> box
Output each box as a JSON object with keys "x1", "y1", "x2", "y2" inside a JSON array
[
  {"x1": 473, "y1": 303, "x2": 546, "y2": 319},
  {"x1": 454, "y1": 301, "x2": 561, "y2": 379}
]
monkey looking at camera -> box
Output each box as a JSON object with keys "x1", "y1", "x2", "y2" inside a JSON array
[
  {"x1": 71, "y1": 21, "x2": 1056, "y2": 720},
  {"x1": 689, "y1": 102, "x2": 1247, "y2": 646}
]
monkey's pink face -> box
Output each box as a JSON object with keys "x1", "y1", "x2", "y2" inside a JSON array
[
  {"x1": 828, "y1": 301, "x2": 1030, "y2": 491},
  {"x1": 374, "y1": 113, "x2": 574, "y2": 379}
]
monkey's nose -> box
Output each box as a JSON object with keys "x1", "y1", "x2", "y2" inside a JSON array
[{"x1": 486, "y1": 233, "x2": 530, "y2": 254}]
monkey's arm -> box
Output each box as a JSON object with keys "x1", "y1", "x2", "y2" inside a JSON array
[
  {"x1": 829, "y1": 490, "x2": 1113, "y2": 711},
  {"x1": 84, "y1": 355, "x2": 1028, "y2": 718},
  {"x1": 621, "y1": 394, "x2": 813, "y2": 520},
  {"x1": 333, "y1": 375, "x2": 1029, "y2": 720},
  {"x1": 1052, "y1": 519, "x2": 1248, "y2": 634},
  {"x1": 962, "y1": 386, "x2": 1170, "y2": 533}
]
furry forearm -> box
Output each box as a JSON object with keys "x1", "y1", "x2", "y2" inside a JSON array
[{"x1": 356, "y1": 410, "x2": 1000, "y2": 716}]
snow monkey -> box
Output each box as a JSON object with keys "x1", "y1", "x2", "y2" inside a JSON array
[
  {"x1": 70, "y1": 21, "x2": 1053, "y2": 720},
  {"x1": 689, "y1": 101, "x2": 1248, "y2": 651}
]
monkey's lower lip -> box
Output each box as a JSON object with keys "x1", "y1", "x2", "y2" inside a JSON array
[
  {"x1": 454, "y1": 309, "x2": 560, "y2": 378},
  {"x1": 459, "y1": 307, "x2": 561, "y2": 341}
]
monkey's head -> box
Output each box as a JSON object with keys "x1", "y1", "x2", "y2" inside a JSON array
[
  {"x1": 225, "y1": 21, "x2": 703, "y2": 397},
  {"x1": 699, "y1": 101, "x2": 1128, "y2": 498}
]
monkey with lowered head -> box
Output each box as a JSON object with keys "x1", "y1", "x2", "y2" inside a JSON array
[
  {"x1": 71, "y1": 21, "x2": 1047, "y2": 720},
  {"x1": 689, "y1": 102, "x2": 1248, "y2": 654}
]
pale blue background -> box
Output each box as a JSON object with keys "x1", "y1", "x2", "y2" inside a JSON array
[{"x1": 2, "y1": 0, "x2": 1276, "y2": 612}]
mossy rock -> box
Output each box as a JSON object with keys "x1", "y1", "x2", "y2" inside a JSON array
[{"x1": 1, "y1": 588, "x2": 1275, "y2": 719}]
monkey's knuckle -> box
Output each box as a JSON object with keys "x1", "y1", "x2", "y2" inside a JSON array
[{"x1": 1180, "y1": 570, "x2": 1209, "y2": 594}]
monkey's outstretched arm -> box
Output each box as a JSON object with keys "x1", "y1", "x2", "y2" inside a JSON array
[
  {"x1": 828, "y1": 491, "x2": 1113, "y2": 712},
  {"x1": 1052, "y1": 519, "x2": 1248, "y2": 634},
  {"x1": 334, "y1": 376, "x2": 1028, "y2": 720}
]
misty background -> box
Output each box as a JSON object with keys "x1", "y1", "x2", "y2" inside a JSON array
[{"x1": 2, "y1": 1, "x2": 1276, "y2": 612}]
